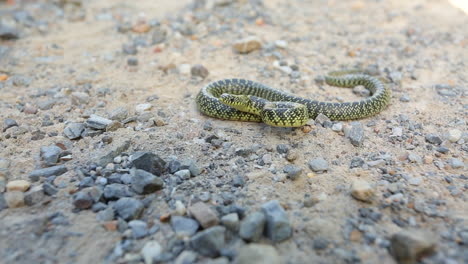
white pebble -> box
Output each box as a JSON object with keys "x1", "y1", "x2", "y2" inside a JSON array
[
  {"x1": 136, "y1": 103, "x2": 152, "y2": 114},
  {"x1": 447, "y1": 129, "x2": 462, "y2": 143},
  {"x1": 274, "y1": 40, "x2": 288, "y2": 49},
  {"x1": 178, "y1": 64, "x2": 191, "y2": 75}
]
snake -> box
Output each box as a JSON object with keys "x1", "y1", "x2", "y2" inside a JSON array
[{"x1": 196, "y1": 71, "x2": 391, "y2": 127}]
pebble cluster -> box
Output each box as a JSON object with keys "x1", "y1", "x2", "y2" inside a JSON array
[{"x1": 0, "y1": 0, "x2": 467, "y2": 264}]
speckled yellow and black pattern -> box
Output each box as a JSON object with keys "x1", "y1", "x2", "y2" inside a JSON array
[{"x1": 196, "y1": 73, "x2": 390, "y2": 127}]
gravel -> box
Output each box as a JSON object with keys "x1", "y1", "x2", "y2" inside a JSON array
[
  {"x1": 261, "y1": 200, "x2": 292, "y2": 242},
  {"x1": 233, "y1": 36, "x2": 262, "y2": 53},
  {"x1": 130, "y1": 152, "x2": 166, "y2": 176},
  {"x1": 236, "y1": 244, "x2": 281, "y2": 264},
  {"x1": 308, "y1": 158, "x2": 329, "y2": 172},
  {"x1": 346, "y1": 122, "x2": 365, "y2": 146},
  {"x1": 283, "y1": 165, "x2": 302, "y2": 180},
  {"x1": 390, "y1": 230, "x2": 436, "y2": 263},
  {"x1": 29, "y1": 165, "x2": 67, "y2": 181},
  {"x1": 425, "y1": 134, "x2": 442, "y2": 145},
  {"x1": 239, "y1": 211, "x2": 265, "y2": 242},
  {"x1": 171, "y1": 216, "x2": 200, "y2": 237},
  {"x1": 190, "y1": 226, "x2": 226, "y2": 257},
  {"x1": 130, "y1": 169, "x2": 164, "y2": 194},
  {"x1": 40, "y1": 145, "x2": 62, "y2": 167},
  {"x1": 188, "y1": 202, "x2": 219, "y2": 229},
  {"x1": 113, "y1": 197, "x2": 144, "y2": 221},
  {"x1": 63, "y1": 123, "x2": 85, "y2": 139},
  {"x1": 103, "y1": 183, "x2": 133, "y2": 200}
]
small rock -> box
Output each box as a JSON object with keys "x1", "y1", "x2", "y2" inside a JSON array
[
  {"x1": 239, "y1": 211, "x2": 265, "y2": 242},
  {"x1": 425, "y1": 134, "x2": 442, "y2": 145},
  {"x1": 64, "y1": 123, "x2": 85, "y2": 139},
  {"x1": 399, "y1": 94, "x2": 411, "y2": 102},
  {"x1": 233, "y1": 36, "x2": 262, "y2": 54},
  {"x1": 346, "y1": 122, "x2": 365, "y2": 147},
  {"x1": 128, "y1": 220, "x2": 148, "y2": 239},
  {"x1": 283, "y1": 165, "x2": 302, "y2": 180},
  {"x1": 190, "y1": 226, "x2": 226, "y2": 257},
  {"x1": 96, "y1": 207, "x2": 115, "y2": 222},
  {"x1": 29, "y1": 165, "x2": 67, "y2": 181},
  {"x1": 122, "y1": 43, "x2": 137, "y2": 55},
  {"x1": 174, "y1": 169, "x2": 191, "y2": 180},
  {"x1": 449, "y1": 158, "x2": 464, "y2": 169},
  {"x1": 108, "y1": 107, "x2": 129, "y2": 121},
  {"x1": 274, "y1": 40, "x2": 288, "y2": 49},
  {"x1": 24, "y1": 185, "x2": 46, "y2": 206},
  {"x1": 261, "y1": 200, "x2": 292, "y2": 242},
  {"x1": 135, "y1": 103, "x2": 152, "y2": 114},
  {"x1": 180, "y1": 159, "x2": 201, "y2": 176},
  {"x1": 315, "y1": 113, "x2": 331, "y2": 126},
  {"x1": 127, "y1": 57, "x2": 138, "y2": 66},
  {"x1": 131, "y1": 169, "x2": 164, "y2": 194},
  {"x1": 151, "y1": 27, "x2": 167, "y2": 44},
  {"x1": 141, "y1": 241, "x2": 162, "y2": 264},
  {"x1": 191, "y1": 64, "x2": 209, "y2": 79},
  {"x1": 178, "y1": 64, "x2": 191, "y2": 75},
  {"x1": 447, "y1": 129, "x2": 462, "y2": 143},
  {"x1": 130, "y1": 152, "x2": 166, "y2": 176},
  {"x1": 0, "y1": 24, "x2": 20, "y2": 40},
  {"x1": 350, "y1": 157, "x2": 365, "y2": 168},
  {"x1": 3, "y1": 118, "x2": 18, "y2": 132},
  {"x1": 43, "y1": 182, "x2": 58, "y2": 196},
  {"x1": 171, "y1": 216, "x2": 200, "y2": 236},
  {"x1": 390, "y1": 230, "x2": 436, "y2": 264},
  {"x1": 113, "y1": 197, "x2": 144, "y2": 221},
  {"x1": 6, "y1": 180, "x2": 31, "y2": 192},
  {"x1": 86, "y1": 114, "x2": 112, "y2": 130},
  {"x1": 188, "y1": 202, "x2": 219, "y2": 229},
  {"x1": 73, "y1": 187, "x2": 102, "y2": 209},
  {"x1": 40, "y1": 145, "x2": 62, "y2": 167},
  {"x1": 174, "y1": 200, "x2": 187, "y2": 216},
  {"x1": 221, "y1": 213, "x2": 239, "y2": 232},
  {"x1": 308, "y1": 158, "x2": 329, "y2": 172},
  {"x1": 332, "y1": 122, "x2": 343, "y2": 132},
  {"x1": 4, "y1": 191, "x2": 25, "y2": 208},
  {"x1": 236, "y1": 244, "x2": 281, "y2": 264},
  {"x1": 71, "y1": 92, "x2": 90, "y2": 105},
  {"x1": 104, "y1": 183, "x2": 133, "y2": 200},
  {"x1": 408, "y1": 177, "x2": 422, "y2": 186},
  {"x1": 408, "y1": 153, "x2": 422, "y2": 164},
  {"x1": 351, "y1": 179, "x2": 374, "y2": 202}
]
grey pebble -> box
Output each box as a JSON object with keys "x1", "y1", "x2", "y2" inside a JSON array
[
  {"x1": 108, "y1": 107, "x2": 128, "y2": 121},
  {"x1": 0, "y1": 24, "x2": 20, "y2": 40},
  {"x1": 449, "y1": 158, "x2": 464, "y2": 169},
  {"x1": 29, "y1": 165, "x2": 67, "y2": 181},
  {"x1": 130, "y1": 169, "x2": 164, "y2": 195},
  {"x1": 86, "y1": 114, "x2": 112, "y2": 130},
  {"x1": 350, "y1": 157, "x2": 365, "y2": 168},
  {"x1": 408, "y1": 153, "x2": 422, "y2": 164},
  {"x1": 73, "y1": 190, "x2": 96, "y2": 209},
  {"x1": 96, "y1": 206, "x2": 115, "y2": 222},
  {"x1": 92, "y1": 202, "x2": 107, "y2": 212},
  {"x1": 220, "y1": 213, "x2": 239, "y2": 232},
  {"x1": 104, "y1": 183, "x2": 133, "y2": 200},
  {"x1": 425, "y1": 134, "x2": 442, "y2": 145},
  {"x1": 113, "y1": 197, "x2": 144, "y2": 221},
  {"x1": 191, "y1": 64, "x2": 209, "y2": 79},
  {"x1": 315, "y1": 113, "x2": 331, "y2": 126},
  {"x1": 130, "y1": 151, "x2": 166, "y2": 176},
  {"x1": 180, "y1": 159, "x2": 201, "y2": 176},
  {"x1": 171, "y1": 216, "x2": 200, "y2": 237},
  {"x1": 174, "y1": 250, "x2": 197, "y2": 264},
  {"x1": 308, "y1": 158, "x2": 329, "y2": 172},
  {"x1": 283, "y1": 165, "x2": 302, "y2": 180},
  {"x1": 24, "y1": 185, "x2": 46, "y2": 206},
  {"x1": 3, "y1": 118, "x2": 18, "y2": 132},
  {"x1": 261, "y1": 200, "x2": 292, "y2": 242},
  {"x1": 127, "y1": 57, "x2": 138, "y2": 66},
  {"x1": 128, "y1": 220, "x2": 148, "y2": 239},
  {"x1": 64, "y1": 123, "x2": 85, "y2": 139},
  {"x1": 239, "y1": 211, "x2": 265, "y2": 242},
  {"x1": 346, "y1": 122, "x2": 365, "y2": 147},
  {"x1": 152, "y1": 27, "x2": 167, "y2": 44},
  {"x1": 313, "y1": 237, "x2": 329, "y2": 250},
  {"x1": 190, "y1": 226, "x2": 226, "y2": 257},
  {"x1": 40, "y1": 145, "x2": 62, "y2": 167},
  {"x1": 236, "y1": 244, "x2": 280, "y2": 264},
  {"x1": 390, "y1": 230, "x2": 436, "y2": 264},
  {"x1": 167, "y1": 160, "x2": 181, "y2": 174},
  {"x1": 122, "y1": 43, "x2": 137, "y2": 55},
  {"x1": 276, "y1": 144, "x2": 289, "y2": 154},
  {"x1": 174, "y1": 169, "x2": 191, "y2": 180},
  {"x1": 43, "y1": 182, "x2": 58, "y2": 196},
  {"x1": 36, "y1": 99, "x2": 56, "y2": 110},
  {"x1": 399, "y1": 94, "x2": 411, "y2": 102}
]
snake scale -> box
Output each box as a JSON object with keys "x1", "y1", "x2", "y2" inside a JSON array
[{"x1": 196, "y1": 71, "x2": 391, "y2": 127}]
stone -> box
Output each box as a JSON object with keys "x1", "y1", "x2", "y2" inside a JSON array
[
  {"x1": 95, "y1": 140, "x2": 130, "y2": 166},
  {"x1": 174, "y1": 200, "x2": 187, "y2": 216},
  {"x1": 108, "y1": 107, "x2": 129, "y2": 121},
  {"x1": 171, "y1": 216, "x2": 200, "y2": 237},
  {"x1": 151, "y1": 27, "x2": 167, "y2": 44},
  {"x1": 190, "y1": 226, "x2": 226, "y2": 257},
  {"x1": 128, "y1": 220, "x2": 148, "y2": 239},
  {"x1": 390, "y1": 230, "x2": 436, "y2": 264},
  {"x1": 351, "y1": 179, "x2": 374, "y2": 202},
  {"x1": 24, "y1": 185, "x2": 46, "y2": 206},
  {"x1": 191, "y1": 64, "x2": 209, "y2": 79},
  {"x1": 188, "y1": 202, "x2": 219, "y2": 229},
  {"x1": 233, "y1": 36, "x2": 262, "y2": 53},
  {"x1": 141, "y1": 241, "x2": 162, "y2": 264},
  {"x1": 104, "y1": 183, "x2": 133, "y2": 200},
  {"x1": 6, "y1": 180, "x2": 31, "y2": 192},
  {"x1": 236, "y1": 244, "x2": 281, "y2": 264},
  {"x1": 449, "y1": 158, "x2": 464, "y2": 169},
  {"x1": 332, "y1": 122, "x2": 343, "y2": 132},
  {"x1": 0, "y1": 24, "x2": 20, "y2": 40},
  {"x1": 407, "y1": 153, "x2": 422, "y2": 164},
  {"x1": 127, "y1": 57, "x2": 138, "y2": 66},
  {"x1": 43, "y1": 182, "x2": 58, "y2": 196},
  {"x1": 239, "y1": 211, "x2": 265, "y2": 242},
  {"x1": 346, "y1": 122, "x2": 365, "y2": 146},
  {"x1": 29, "y1": 165, "x2": 67, "y2": 181},
  {"x1": 4, "y1": 191, "x2": 25, "y2": 208},
  {"x1": 71, "y1": 92, "x2": 90, "y2": 105},
  {"x1": 36, "y1": 99, "x2": 56, "y2": 110},
  {"x1": 131, "y1": 169, "x2": 164, "y2": 194},
  {"x1": 122, "y1": 43, "x2": 137, "y2": 55},
  {"x1": 135, "y1": 103, "x2": 152, "y2": 113},
  {"x1": 408, "y1": 177, "x2": 422, "y2": 186},
  {"x1": 308, "y1": 158, "x2": 329, "y2": 172},
  {"x1": 174, "y1": 251, "x2": 198, "y2": 264},
  {"x1": 447, "y1": 129, "x2": 462, "y2": 143},
  {"x1": 283, "y1": 165, "x2": 302, "y2": 180},
  {"x1": 276, "y1": 144, "x2": 289, "y2": 154},
  {"x1": 220, "y1": 213, "x2": 239, "y2": 232},
  {"x1": 63, "y1": 123, "x2": 85, "y2": 139},
  {"x1": 96, "y1": 207, "x2": 115, "y2": 222},
  {"x1": 73, "y1": 187, "x2": 103, "y2": 209},
  {"x1": 425, "y1": 134, "x2": 442, "y2": 145},
  {"x1": 40, "y1": 145, "x2": 62, "y2": 167},
  {"x1": 113, "y1": 197, "x2": 144, "y2": 221},
  {"x1": 178, "y1": 64, "x2": 191, "y2": 75},
  {"x1": 180, "y1": 159, "x2": 201, "y2": 176},
  {"x1": 3, "y1": 118, "x2": 18, "y2": 132},
  {"x1": 130, "y1": 152, "x2": 166, "y2": 176},
  {"x1": 350, "y1": 157, "x2": 365, "y2": 168},
  {"x1": 261, "y1": 200, "x2": 292, "y2": 242},
  {"x1": 315, "y1": 113, "x2": 331, "y2": 126},
  {"x1": 174, "y1": 169, "x2": 191, "y2": 180},
  {"x1": 86, "y1": 114, "x2": 112, "y2": 130}
]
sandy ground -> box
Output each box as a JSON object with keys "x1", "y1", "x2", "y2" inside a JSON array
[{"x1": 0, "y1": 0, "x2": 467, "y2": 263}]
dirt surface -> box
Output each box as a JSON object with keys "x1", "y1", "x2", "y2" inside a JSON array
[{"x1": 0, "y1": 0, "x2": 467, "y2": 263}]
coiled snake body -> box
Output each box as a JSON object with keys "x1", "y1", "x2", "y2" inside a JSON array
[{"x1": 196, "y1": 72, "x2": 390, "y2": 127}]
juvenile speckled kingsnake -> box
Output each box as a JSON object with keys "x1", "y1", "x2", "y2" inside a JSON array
[{"x1": 196, "y1": 71, "x2": 391, "y2": 127}]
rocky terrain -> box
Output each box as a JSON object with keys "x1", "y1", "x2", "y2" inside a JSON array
[{"x1": 0, "y1": 0, "x2": 467, "y2": 263}]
